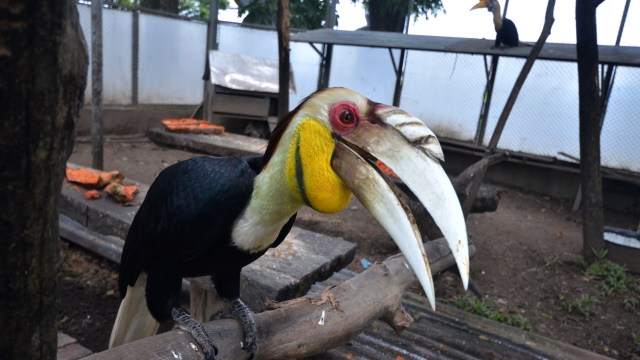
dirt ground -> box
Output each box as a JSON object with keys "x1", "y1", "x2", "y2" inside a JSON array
[{"x1": 59, "y1": 134, "x2": 640, "y2": 359}]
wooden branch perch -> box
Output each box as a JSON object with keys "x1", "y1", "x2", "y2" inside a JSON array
[{"x1": 84, "y1": 237, "x2": 475, "y2": 360}]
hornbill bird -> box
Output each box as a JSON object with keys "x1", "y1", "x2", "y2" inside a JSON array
[
  {"x1": 109, "y1": 87, "x2": 470, "y2": 359},
  {"x1": 471, "y1": 0, "x2": 519, "y2": 48}
]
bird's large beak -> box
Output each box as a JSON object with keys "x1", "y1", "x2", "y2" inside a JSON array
[
  {"x1": 470, "y1": 1, "x2": 488, "y2": 10},
  {"x1": 330, "y1": 104, "x2": 469, "y2": 310}
]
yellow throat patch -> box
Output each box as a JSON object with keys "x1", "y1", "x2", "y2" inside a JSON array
[{"x1": 286, "y1": 119, "x2": 352, "y2": 214}]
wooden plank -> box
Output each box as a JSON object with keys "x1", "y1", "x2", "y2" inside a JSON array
[
  {"x1": 213, "y1": 92, "x2": 271, "y2": 118},
  {"x1": 285, "y1": 227, "x2": 357, "y2": 271},
  {"x1": 186, "y1": 232, "x2": 356, "y2": 312},
  {"x1": 240, "y1": 264, "x2": 299, "y2": 310},
  {"x1": 244, "y1": 228, "x2": 356, "y2": 309},
  {"x1": 57, "y1": 333, "x2": 93, "y2": 360},
  {"x1": 59, "y1": 214, "x2": 123, "y2": 264},
  {"x1": 147, "y1": 127, "x2": 266, "y2": 157},
  {"x1": 60, "y1": 166, "x2": 357, "y2": 313},
  {"x1": 291, "y1": 29, "x2": 640, "y2": 67},
  {"x1": 188, "y1": 230, "x2": 356, "y2": 312},
  {"x1": 57, "y1": 343, "x2": 93, "y2": 360},
  {"x1": 57, "y1": 332, "x2": 77, "y2": 348}
]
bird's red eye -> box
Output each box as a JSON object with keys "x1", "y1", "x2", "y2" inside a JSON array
[
  {"x1": 340, "y1": 109, "x2": 354, "y2": 124},
  {"x1": 329, "y1": 102, "x2": 360, "y2": 135}
]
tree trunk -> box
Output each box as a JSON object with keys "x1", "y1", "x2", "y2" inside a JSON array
[
  {"x1": 277, "y1": 0, "x2": 290, "y2": 121},
  {"x1": 575, "y1": 0, "x2": 604, "y2": 263},
  {"x1": 0, "y1": 1, "x2": 88, "y2": 358},
  {"x1": 367, "y1": 0, "x2": 408, "y2": 32}
]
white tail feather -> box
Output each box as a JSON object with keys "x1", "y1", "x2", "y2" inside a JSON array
[{"x1": 109, "y1": 273, "x2": 160, "y2": 348}]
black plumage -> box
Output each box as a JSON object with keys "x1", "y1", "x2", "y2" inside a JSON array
[
  {"x1": 495, "y1": 18, "x2": 519, "y2": 48},
  {"x1": 118, "y1": 155, "x2": 296, "y2": 322}
]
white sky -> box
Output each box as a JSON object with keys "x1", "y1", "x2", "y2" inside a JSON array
[{"x1": 219, "y1": 0, "x2": 639, "y2": 46}]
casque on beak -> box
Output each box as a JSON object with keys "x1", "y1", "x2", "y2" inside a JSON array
[
  {"x1": 330, "y1": 103, "x2": 469, "y2": 310},
  {"x1": 471, "y1": 0, "x2": 489, "y2": 10}
]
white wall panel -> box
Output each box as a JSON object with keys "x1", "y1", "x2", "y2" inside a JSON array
[
  {"x1": 484, "y1": 60, "x2": 581, "y2": 160},
  {"x1": 78, "y1": 5, "x2": 133, "y2": 105},
  {"x1": 76, "y1": 5, "x2": 640, "y2": 173},
  {"x1": 403, "y1": 52, "x2": 486, "y2": 141},
  {"x1": 138, "y1": 14, "x2": 205, "y2": 104}
]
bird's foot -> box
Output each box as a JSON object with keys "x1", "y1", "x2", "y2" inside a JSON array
[
  {"x1": 231, "y1": 299, "x2": 258, "y2": 358},
  {"x1": 207, "y1": 299, "x2": 257, "y2": 357},
  {"x1": 172, "y1": 307, "x2": 218, "y2": 360}
]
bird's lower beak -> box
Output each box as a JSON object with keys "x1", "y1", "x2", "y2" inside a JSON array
[
  {"x1": 470, "y1": 1, "x2": 487, "y2": 10},
  {"x1": 330, "y1": 105, "x2": 469, "y2": 310}
]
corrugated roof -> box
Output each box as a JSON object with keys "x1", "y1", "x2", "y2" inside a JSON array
[{"x1": 305, "y1": 269, "x2": 610, "y2": 360}]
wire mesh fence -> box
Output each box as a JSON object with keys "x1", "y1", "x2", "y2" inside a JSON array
[{"x1": 78, "y1": 0, "x2": 640, "y2": 173}]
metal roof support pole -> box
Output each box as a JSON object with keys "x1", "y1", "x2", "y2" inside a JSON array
[
  {"x1": 91, "y1": 0, "x2": 104, "y2": 170},
  {"x1": 474, "y1": 0, "x2": 509, "y2": 146},
  {"x1": 131, "y1": 7, "x2": 139, "y2": 106},
  {"x1": 316, "y1": 0, "x2": 336, "y2": 90},
  {"x1": 197, "y1": 0, "x2": 219, "y2": 122},
  {"x1": 391, "y1": 0, "x2": 414, "y2": 107},
  {"x1": 277, "y1": 0, "x2": 291, "y2": 121},
  {"x1": 474, "y1": 55, "x2": 499, "y2": 146},
  {"x1": 599, "y1": 0, "x2": 630, "y2": 127},
  {"x1": 462, "y1": 0, "x2": 556, "y2": 217}
]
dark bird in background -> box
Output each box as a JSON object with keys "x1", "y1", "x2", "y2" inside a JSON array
[
  {"x1": 109, "y1": 87, "x2": 470, "y2": 359},
  {"x1": 472, "y1": 0, "x2": 520, "y2": 48}
]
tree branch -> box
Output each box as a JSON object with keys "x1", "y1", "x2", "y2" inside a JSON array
[
  {"x1": 84, "y1": 237, "x2": 475, "y2": 360},
  {"x1": 462, "y1": 0, "x2": 556, "y2": 217}
]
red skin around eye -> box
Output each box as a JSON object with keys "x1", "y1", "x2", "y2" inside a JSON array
[{"x1": 329, "y1": 102, "x2": 361, "y2": 136}]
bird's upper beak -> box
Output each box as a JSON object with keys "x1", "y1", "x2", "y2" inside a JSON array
[
  {"x1": 330, "y1": 104, "x2": 469, "y2": 310},
  {"x1": 470, "y1": 0, "x2": 488, "y2": 10}
]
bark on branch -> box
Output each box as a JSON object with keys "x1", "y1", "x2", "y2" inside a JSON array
[{"x1": 85, "y1": 237, "x2": 475, "y2": 360}]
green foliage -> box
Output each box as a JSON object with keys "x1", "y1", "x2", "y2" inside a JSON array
[
  {"x1": 449, "y1": 296, "x2": 533, "y2": 331},
  {"x1": 622, "y1": 297, "x2": 638, "y2": 312},
  {"x1": 104, "y1": 0, "x2": 229, "y2": 20},
  {"x1": 357, "y1": 0, "x2": 444, "y2": 21},
  {"x1": 565, "y1": 294, "x2": 598, "y2": 318},
  {"x1": 237, "y1": 0, "x2": 328, "y2": 30},
  {"x1": 633, "y1": 333, "x2": 640, "y2": 346},
  {"x1": 355, "y1": 0, "x2": 444, "y2": 32},
  {"x1": 585, "y1": 257, "x2": 640, "y2": 297},
  {"x1": 561, "y1": 257, "x2": 640, "y2": 318},
  {"x1": 237, "y1": 0, "x2": 446, "y2": 32}
]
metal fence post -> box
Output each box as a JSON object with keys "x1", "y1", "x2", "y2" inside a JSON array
[
  {"x1": 91, "y1": 0, "x2": 104, "y2": 170},
  {"x1": 132, "y1": 5, "x2": 139, "y2": 106}
]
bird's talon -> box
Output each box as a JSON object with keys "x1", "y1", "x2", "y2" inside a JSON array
[{"x1": 242, "y1": 338, "x2": 257, "y2": 353}]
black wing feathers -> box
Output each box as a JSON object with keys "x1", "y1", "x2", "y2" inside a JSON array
[
  {"x1": 498, "y1": 18, "x2": 519, "y2": 47},
  {"x1": 119, "y1": 156, "x2": 257, "y2": 294}
]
